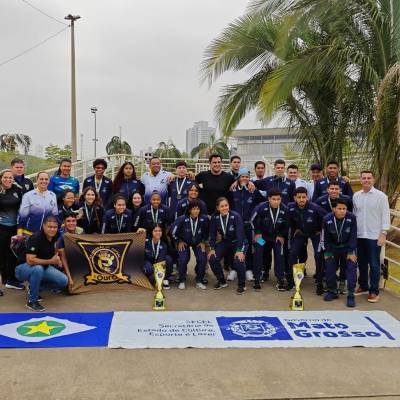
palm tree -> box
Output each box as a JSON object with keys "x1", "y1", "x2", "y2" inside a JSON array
[
  {"x1": 190, "y1": 134, "x2": 230, "y2": 159},
  {"x1": 202, "y1": 0, "x2": 400, "y2": 196},
  {"x1": 0, "y1": 133, "x2": 31, "y2": 154},
  {"x1": 106, "y1": 136, "x2": 132, "y2": 155},
  {"x1": 153, "y1": 140, "x2": 182, "y2": 158}
]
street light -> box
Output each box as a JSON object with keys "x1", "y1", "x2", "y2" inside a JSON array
[{"x1": 91, "y1": 106, "x2": 98, "y2": 158}]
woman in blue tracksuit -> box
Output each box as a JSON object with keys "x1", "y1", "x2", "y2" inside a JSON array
[
  {"x1": 112, "y1": 162, "x2": 145, "y2": 208},
  {"x1": 144, "y1": 224, "x2": 173, "y2": 289},
  {"x1": 208, "y1": 197, "x2": 247, "y2": 294},
  {"x1": 48, "y1": 158, "x2": 80, "y2": 198},
  {"x1": 230, "y1": 167, "x2": 264, "y2": 281},
  {"x1": 175, "y1": 183, "x2": 207, "y2": 218},
  {"x1": 171, "y1": 199, "x2": 209, "y2": 289},
  {"x1": 101, "y1": 195, "x2": 133, "y2": 234},
  {"x1": 133, "y1": 191, "x2": 170, "y2": 237}
]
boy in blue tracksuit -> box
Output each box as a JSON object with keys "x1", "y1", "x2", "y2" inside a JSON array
[
  {"x1": 322, "y1": 199, "x2": 358, "y2": 307},
  {"x1": 251, "y1": 189, "x2": 289, "y2": 291},
  {"x1": 312, "y1": 160, "x2": 353, "y2": 201},
  {"x1": 208, "y1": 197, "x2": 247, "y2": 294},
  {"x1": 254, "y1": 159, "x2": 295, "y2": 205},
  {"x1": 144, "y1": 225, "x2": 173, "y2": 289},
  {"x1": 315, "y1": 181, "x2": 353, "y2": 213},
  {"x1": 133, "y1": 191, "x2": 170, "y2": 237},
  {"x1": 170, "y1": 199, "x2": 209, "y2": 289},
  {"x1": 231, "y1": 167, "x2": 264, "y2": 279},
  {"x1": 288, "y1": 187, "x2": 328, "y2": 295}
]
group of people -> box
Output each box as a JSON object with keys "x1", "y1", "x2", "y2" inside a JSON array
[{"x1": 0, "y1": 153, "x2": 390, "y2": 311}]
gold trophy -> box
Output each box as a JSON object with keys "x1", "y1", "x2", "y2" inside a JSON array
[
  {"x1": 290, "y1": 263, "x2": 305, "y2": 311},
  {"x1": 153, "y1": 261, "x2": 166, "y2": 311}
]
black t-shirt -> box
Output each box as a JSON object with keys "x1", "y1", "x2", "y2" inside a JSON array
[
  {"x1": 196, "y1": 171, "x2": 235, "y2": 214},
  {"x1": 24, "y1": 231, "x2": 57, "y2": 265}
]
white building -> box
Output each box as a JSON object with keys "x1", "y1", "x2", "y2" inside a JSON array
[{"x1": 186, "y1": 121, "x2": 215, "y2": 155}]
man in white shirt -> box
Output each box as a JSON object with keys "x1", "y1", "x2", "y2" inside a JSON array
[
  {"x1": 287, "y1": 164, "x2": 308, "y2": 190},
  {"x1": 352, "y1": 170, "x2": 390, "y2": 303}
]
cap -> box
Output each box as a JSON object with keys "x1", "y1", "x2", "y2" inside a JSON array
[
  {"x1": 238, "y1": 167, "x2": 250, "y2": 178},
  {"x1": 310, "y1": 163, "x2": 322, "y2": 171}
]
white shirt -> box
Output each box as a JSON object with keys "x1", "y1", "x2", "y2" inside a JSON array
[
  {"x1": 353, "y1": 186, "x2": 390, "y2": 240},
  {"x1": 306, "y1": 181, "x2": 316, "y2": 200}
]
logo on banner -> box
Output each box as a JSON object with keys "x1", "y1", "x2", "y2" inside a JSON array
[
  {"x1": 216, "y1": 316, "x2": 293, "y2": 341},
  {"x1": 77, "y1": 240, "x2": 132, "y2": 285},
  {"x1": 0, "y1": 316, "x2": 95, "y2": 343}
]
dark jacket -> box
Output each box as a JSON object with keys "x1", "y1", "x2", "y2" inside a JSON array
[
  {"x1": 254, "y1": 176, "x2": 295, "y2": 205},
  {"x1": 251, "y1": 202, "x2": 289, "y2": 240},
  {"x1": 322, "y1": 211, "x2": 357, "y2": 253},
  {"x1": 101, "y1": 209, "x2": 133, "y2": 234},
  {"x1": 170, "y1": 214, "x2": 209, "y2": 246},
  {"x1": 312, "y1": 176, "x2": 353, "y2": 201}
]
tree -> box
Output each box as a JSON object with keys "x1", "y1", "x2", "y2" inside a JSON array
[
  {"x1": 106, "y1": 136, "x2": 132, "y2": 155},
  {"x1": 153, "y1": 140, "x2": 182, "y2": 158},
  {"x1": 0, "y1": 133, "x2": 31, "y2": 154},
  {"x1": 190, "y1": 134, "x2": 230, "y2": 159},
  {"x1": 202, "y1": 0, "x2": 400, "y2": 196},
  {"x1": 45, "y1": 144, "x2": 72, "y2": 162}
]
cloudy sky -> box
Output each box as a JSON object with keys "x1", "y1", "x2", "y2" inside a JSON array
[{"x1": 0, "y1": 0, "x2": 261, "y2": 158}]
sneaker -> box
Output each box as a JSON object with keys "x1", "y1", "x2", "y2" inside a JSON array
[
  {"x1": 202, "y1": 277, "x2": 208, "y2": 285},
  {"x1": 324, "y1": 291, "x2": 339, "y2": 301},
  {"x1": 253, "y1": 280, "x2": 261, "y2": 292},
  {"x1": 354, "y1": 287, "x2": 369, "y2": 296},
  {"x1": 316, "y1": 283, "x2": 324, "y2": 296},
  {"x1": 162, "y1": 280, "x2": 170, "y2": 290},
  {"x1": 338, "y1": 280, "x2": 347, "y2": 294},
  {"x1": 51, "y1": 289, "x2": 63, "y2": 294},
  {"x1": 347, "y1": 295, "x2": 356, "y2": 308},
  {"x1": 195, "y1": 282, "x2": 207, "y2": 290},
  {"x1": 367, "y1": 293, "x2": 380, "y2": 303},
  {"x1": 178, "y1": 282, "x2": 186, "y2": 290},
  {"x1": 261, "y1": 271, "x2": 269, "y2": 283},
  {"x1": 236, "y1": 286, "x2": 246, "y2": 295},
  {"x1": 245, "y1": 270, "x2": 254, "y2": 281},
  {"x1": 227, "y1": 270, "x2": 237, "y2": 281},
  {"x1": 276, "y1": 280, "x2": 286, "y2": 291},
  {"x1": 214, "y1": 282, "x2": 228, "y2": 290},
  {"x1": 5, "y1": 281, "x2": 25, "y2": 290},
  {"x1": 26, "y1": 301, "x2": 45, "y2": 312},
  {"x1": 27, "y1": 287, "x2": 43, "y2": 302}
]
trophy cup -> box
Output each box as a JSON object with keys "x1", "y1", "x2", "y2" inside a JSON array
[
  {"x1": 153, "y1": 261, "x2": 166, "y2": 311},
  {"x1": 290, "y1": 262, "x2": 305, "y2": 310}
]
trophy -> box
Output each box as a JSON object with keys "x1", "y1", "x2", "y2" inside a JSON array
[
  {"x1": 153, "y1": 261, "x2": 166, "y2": 311},
  {"x1": 290, "y1": 263, "x2": 305, "y2": 311}
]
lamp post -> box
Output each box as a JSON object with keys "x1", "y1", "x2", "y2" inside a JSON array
[
  {"x1": 64, "y1": 14, "x2": 81, "y2": 163},
  {"x1": 91, "y1": 107, "x2": 98, "y2": 158}
]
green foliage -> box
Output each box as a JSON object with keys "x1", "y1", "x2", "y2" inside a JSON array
[
  {"x1": 0, "y1": 152, "x2": 56, "y2": 175},
  {"x1": 190, "y1": 134, "x2": 230, "y2": 159},
  {"x1": 45, "y1": 144, "x2": 72, "y2": 162},
  {"x1": 153, "y1": 140, "x2": 182, "y2": 159},
  {"x1": 106, "y1": 136, "x2": 132, "y2": 155}
]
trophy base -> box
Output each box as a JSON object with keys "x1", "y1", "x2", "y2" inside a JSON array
[
  {"x1": 153, "y1": 298, "x2": 166, "y2": 311},
  {"x1": 290, "y1": 296, "x2": 304, "y2": 311}
]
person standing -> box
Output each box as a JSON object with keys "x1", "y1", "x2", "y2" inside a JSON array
[
  {"x1": 101, "y1": 196, "x2": 133, "y2": 234},
  {"x1": 83, "y1": 159, "x2": 113, "y2": 207},
  {"x1": 251, "y1": 161, "x2": 266, "y2": 182},
  {"x1": 175, "y1": 183, "x2": 207, "y2": 218},
  {"x1": 0, "y1": 169, "x2": 23, "y2": 293},
  {"x1": 10, "y1": 158, "x2": 34, "y2": 194},
  {"x1": 353, "y1": 171, "x2": 390, "y2": 303},
  {"x1": 196, "y1": 154, "x2": 235, "y2": 215},
  {"x1": 18, "y1": 171, "x2": 58, "y2": 236},
  {"x1": 315, "y1": 181, "x2": 353, "y2": 213},
  {"x1": 141, "y1": 157, "x2": 173, "y2": 205},
  {"x1": 48, "y1": 158, "x2": 80, "y2": 198},
  {"x1": 287, "y1": 164, "x2": 308, "y2": 189},
  {"x1": 229, "y1": 155, "x2": 241, "y2": 179},
  {"x1": 306, "y1": 163, "x2": 323, "y2": 200}
]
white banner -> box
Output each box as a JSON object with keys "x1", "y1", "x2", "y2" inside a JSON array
[{"x1": 108, "y1": 310, "x2": 400, "y2": 348}]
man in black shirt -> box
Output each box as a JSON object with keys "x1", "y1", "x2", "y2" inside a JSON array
[
  {"x1": 196, "y1": 154, "x2": 235, "y2": 215},
  {"x1": 10, "y1": 158, "x2": 34, "y2": 194},
  {"x1": 15, "y1": 216, "x2": 69, "y2": 311}
]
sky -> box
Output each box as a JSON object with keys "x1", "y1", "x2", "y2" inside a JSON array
[{"x1": 0, "y1": 0, "x2": 261, "y2": 158}]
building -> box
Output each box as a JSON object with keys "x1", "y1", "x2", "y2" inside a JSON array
[
  {"x1": 231, "y1": 127, "x2": 300, "y2": 161},
  {"x1": 186, "y1": 121, "x2": 216, "y2": 155}
]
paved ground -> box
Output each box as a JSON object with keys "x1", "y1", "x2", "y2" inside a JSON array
[{"x1": 0, "y1": 269, "x2": 399, "y2": 400}]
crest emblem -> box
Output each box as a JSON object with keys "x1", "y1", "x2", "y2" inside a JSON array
[{"x1": 227, "y1": 319, "x2": 277, "y2": 338}]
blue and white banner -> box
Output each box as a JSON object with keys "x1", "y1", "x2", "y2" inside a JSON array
[
  {"x1": 108, "y1": 311, "x2": 400, "y2": 348},
  {"x1": 0, "y1": 312, "x2": 113, "y2": 348}
]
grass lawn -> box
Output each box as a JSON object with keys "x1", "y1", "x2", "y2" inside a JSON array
[{"x1": 0, "y1": 152, "x2": 56, "y2": 175}]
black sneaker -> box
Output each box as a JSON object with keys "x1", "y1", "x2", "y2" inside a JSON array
[
  {"x1": 27, "y1": 287, "x2": 43, "y2": 302},
  {"x1": 276, "y1": 280, "x2": 286, "y2": 291},
  {"x1": 236, "y1": 286, "x2": 246, "y2": 295},
  {"x1": 213, "y1": 282, "x2": 228, "y2": 290},
  {"x1": 286, "y1": 281, "x2": 294, "y2": 291},
  {"x1": 316, "y1": 283, "x2": 324, "y2": 296},
  {"x1": 26, "y1": 301, "x2": 45, "y2": 312},
  {"x1": 253, "y1": 280, "x2": 261, "y2": 292}
]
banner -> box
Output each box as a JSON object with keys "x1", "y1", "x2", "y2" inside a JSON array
[
  {"x1": 64, "y1": 232, "x2": 153, "y2": 294},
  {"x1": 108, "y1": 311, "x2": 400, "y2": 348},
  {"x1": 0, "y1": 312, "x2": 113, "y2": 348}
]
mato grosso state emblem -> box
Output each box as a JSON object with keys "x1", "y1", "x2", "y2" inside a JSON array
[{"x1": 77, "y1": 240, "x2": 132, "y2": 284}]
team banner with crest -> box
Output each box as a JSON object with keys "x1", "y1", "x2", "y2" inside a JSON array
[{"x1": 64, "y1": 232, "x2": 153, "y2": 294}]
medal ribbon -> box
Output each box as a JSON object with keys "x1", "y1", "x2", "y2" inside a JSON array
[
  {"x1": 220, "y1": 213, "x2": 229, "y2": 238},
  {"x1": 151, "y1": 207, "x2": 159, "y2": 224},
  {"x1": 190, "y1": 217, "x2": 198, "y2": 237},
  {"x1": 333, "y1": 217, "x2": 345, "y2": 243},
  {"x1": 152, "y1": 240, "x2": 160, "y2": 260},
  {"x1": 85, "y1": 203, "x2": 93, "y2": 224},
  {"x1": 94, "y1": 177, "x2": 102, "y2": 192},
  {"x1": 269, "y1": 207, "x2": 280, "y2": 229},
  {"x1": 176, "y1": 177, "x2": 186, "y2": 197},
  {"x1": 116, "y1": 213, "x2": 124, "y2": 233}
]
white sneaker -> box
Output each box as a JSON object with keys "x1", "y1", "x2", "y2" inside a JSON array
[
  {"x1": 246, "y1": 270, "x2": 254, "y2": 281},
  {"x1": 227, "y1": 270, "x2": 237, "y2": 281},
  {"x1": 162, "y1": 280, "x2": 170, "y2": 290},
  {"x1": 178, "y1": 282, "x2": 186, "y2": 290},
  {"x1": 195, "y1": 282, "x2": 207, "y2": 290}
]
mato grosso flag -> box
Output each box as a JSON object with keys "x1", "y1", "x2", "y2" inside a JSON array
[{"x1": 63, "y1": 232, "x2": 153, "y2": 294}]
